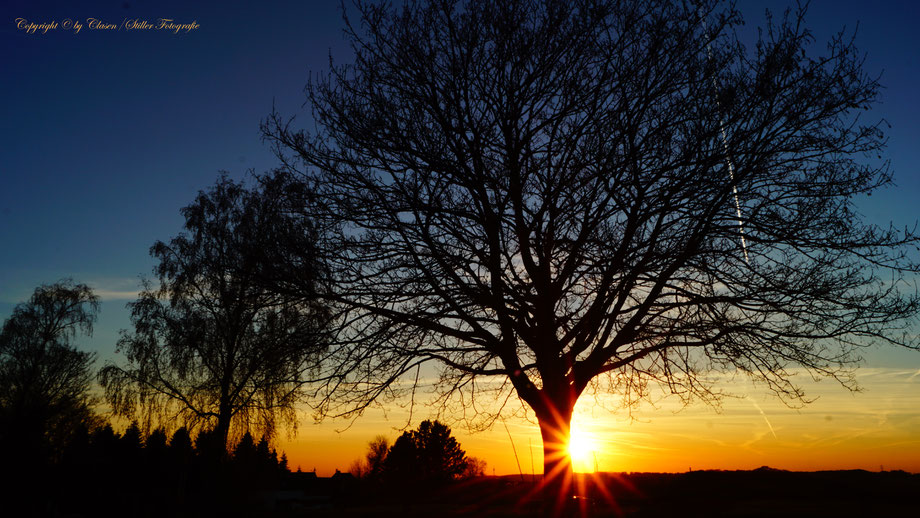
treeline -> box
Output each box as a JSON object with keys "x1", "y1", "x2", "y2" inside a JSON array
[
  {"x1": 0, "y1": 280, "x2": 486, "y2": 516},
  {"x1": 7, "y1": 420, "x2": 291, "y2": 517}
]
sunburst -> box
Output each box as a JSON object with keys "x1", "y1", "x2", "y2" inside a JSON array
[{"x1": 568, "y1": 427, "x2": 598, "y2": 472}]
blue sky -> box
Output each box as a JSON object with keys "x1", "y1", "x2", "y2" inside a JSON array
[
  {"x1": 2, "y1": 0, "x2": 346, "y2": 355},
  {"x1": 2, "y1": 1, "x2": 918, "y2": 366}
]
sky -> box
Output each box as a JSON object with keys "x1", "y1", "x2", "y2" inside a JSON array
[{"x1": 2, "y1": 1, "x2": 919, "y2": 476}]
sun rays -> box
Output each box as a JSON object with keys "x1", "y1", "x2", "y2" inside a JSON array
[{"x1": 568, "y1": 425, "x2": 599, "y2": 472}]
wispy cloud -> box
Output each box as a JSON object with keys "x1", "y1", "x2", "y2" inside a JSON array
[
  {"x1": 0, "y1": 276, "x2": 142, "y2": 305},
  {"x1": 87, "y1": 278, "x2": 142, "y2": 301},
  {"x1": 92, "y1": 289, "x2": 141, "y2": 301}
]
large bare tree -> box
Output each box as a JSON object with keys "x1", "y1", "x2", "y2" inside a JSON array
[
  {"x1": 100, "y1": 176, "x2": 327, "y2": 450},
  {"x1": 262, "y1": 0, "x2": 919, "y2": 501}
]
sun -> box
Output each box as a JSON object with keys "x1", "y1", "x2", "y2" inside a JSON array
[{"x1": 567, "y1": 427, "x2": 598, "y2": 471}]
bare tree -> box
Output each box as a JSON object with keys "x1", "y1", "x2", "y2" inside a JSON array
[
  {"x1": 100, "y1": 176, "x2": 327, "y2": 450},
  {"x1": 366, "y1": 434, "x2": 390, "y2": 480},
  {"x1": 0, "y1": 281, "x2": 99, "y2": 464},
  {"x1": 262, "y1": 0, "x2": 919, "y2": 502},
  {"x1": 350, "y1": 434, "x2": 389, "y2": 479},
  {"x1": 463, "y1": 456, "x2": 488, "y2": 479}
]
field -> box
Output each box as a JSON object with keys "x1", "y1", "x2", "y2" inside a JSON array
[{"x1": 300, "y1": 468, "x2": 919, "y2": 518}]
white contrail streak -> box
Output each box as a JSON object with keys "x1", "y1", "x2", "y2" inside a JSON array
[
  {"x1": 703, "y1": 17, "x2": 750, "y2": 264},
  {"x1": 717, "y1": 119, "x2": 750, "y2": 264},
  {"x1": 747, "y1": 396, "x2": 777, "y2": 439}
]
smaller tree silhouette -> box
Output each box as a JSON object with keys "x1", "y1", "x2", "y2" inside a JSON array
[
  {"x1": 382, "y1": 433, "x2": 417, "y2": 483},
  {"x1": 233, "y1": 432, "x2": 257, "y2": 465},
  {"x1": 168, "y1": 427, "x2": 194, "y2": 459},
  {"x1": 384, "y1": 420, "x2": 467, "y2": 485},
  {"x1": 366, "y1": 435, "x2": 389, "y2": 480},
  {"x1": 0, "y1": 280, "x2": 99, "y2": 472},
  {"x1": 100, "y1": 176, "x2": 328, "y2": 451},
  {"x1": 351, "y1": 435, "x2": 390, "y2": 479},
  {"x1": 462, "y1": 456, "x2": 487, "y2": 479},
  {"x1": 168, "y1": 425, "x2": 195, "y2": 497},
  {"x1": 278, "y1": 452, "x2": 288, "y2": 472},
  {"x1": 144, "y1": 427, "x2": 169, "y2": 491}
]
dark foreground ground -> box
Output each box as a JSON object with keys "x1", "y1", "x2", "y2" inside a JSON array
[
  {"x1": 296, "y1": 468, "x2": 918, "y2": 518},
  {"x1": 13, "y1": 467, "x2": 917, "y2": 517}
]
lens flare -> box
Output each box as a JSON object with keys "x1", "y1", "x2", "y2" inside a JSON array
[{"x1": 567, "y1": 427, "x2": 597, "y2": 472}]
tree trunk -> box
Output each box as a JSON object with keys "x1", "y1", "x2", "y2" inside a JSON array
[
  {"x1": 216, "y1": 400, "x2": 232, "y2": 452},
  {"x1": 537, "y1": 396, "x2": 576, "y2": 515}
]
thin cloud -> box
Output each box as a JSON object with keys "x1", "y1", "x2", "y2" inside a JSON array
[
  {"x1": 0, "y1": 278, "x2": 142, "y2": 304},
  {"x1": 93, "y1": 289, "x2": 141, "y2": 301},
  {"x1": 86, "y1": 278, "x2": 142, "y2": 301}
]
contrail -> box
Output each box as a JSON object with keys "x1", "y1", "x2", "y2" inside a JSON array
[
  {"x1": 703, "y1": 16, "x2": 750, "y2": 264},
  {"x1": 716, "y1": 114, "x2": 750, "y2": 264},
  {"x1": 747, "y1": 396, "x2": 777, "y2": 439}
]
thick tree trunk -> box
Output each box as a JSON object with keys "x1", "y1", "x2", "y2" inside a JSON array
[
  {"x1": 215, "y1": 415, "x2": 231, "y2": 450},
  {"x1": 537, "y1": 396, "x2": 576, "y2": 515},
  {"x1": 216, "y1": 398, "x2": 232, "y2": 452}
]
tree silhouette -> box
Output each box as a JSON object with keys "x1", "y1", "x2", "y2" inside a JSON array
[
  {"x1": 349, "y1": 435, "x2": 389, "y2": 479},
  {"x1": 463, "y1": 456, "x2": 488, "y2": 479},
  {"x1": 366, "y1": 435, "x2": 389, "y2": 480},
  {"x1": 233, "y1": 431, "x2": 258, "y2": 463},
  {"x1": 169, "y1": 426, "x2": 194, "y2": 459},
  {"x1": 383, "y1": 420, "x2": 468, "y2": 486},
  {"x1": 43, "y1": 418, "x2": 296, "y2": 516},
  {"x1": 383, "y1": 433, "x2": 420, "y2": 484},
  {"x1": 100, "y1": 175, "x2": 328, "y2": 450},
  {"x1": 0, "y1": 281, "x2": 99, "y2": 470},
  {"x1": 262, "y1": 0, "x2": 920, "y2": 504}
]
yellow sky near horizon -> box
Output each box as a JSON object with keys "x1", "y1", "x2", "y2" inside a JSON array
[{"x1": 278, "y1": 366, "x2": 920, "y2": 476}]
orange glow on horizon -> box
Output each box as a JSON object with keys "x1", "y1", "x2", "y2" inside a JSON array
[{"x1": 276, "y1": 368, "x2": 920, "y2": 477}]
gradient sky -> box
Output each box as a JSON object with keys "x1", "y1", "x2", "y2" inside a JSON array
[{"x1": 2, "y1": 1, "x2": 919, "y2": 476}]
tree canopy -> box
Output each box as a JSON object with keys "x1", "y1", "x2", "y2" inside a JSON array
[
  {"x1": 383, "y1": 420, "x2": 468, "y2": 485},
  {"x1": 261, "y1": 0, "x2": 919, "y2": 504},
  {"x1": 0, "y1": 280, "x2": 99, "y2": 465},
  {"x1": 100, "y1": 176, "x2": 328, "y2": 449}
]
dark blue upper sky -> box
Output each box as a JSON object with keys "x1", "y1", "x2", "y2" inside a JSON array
[{"x1": 2, "y1": 1, "x2": 918, "y2": 364}]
